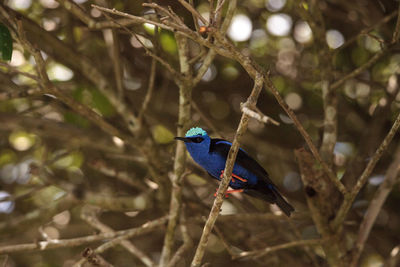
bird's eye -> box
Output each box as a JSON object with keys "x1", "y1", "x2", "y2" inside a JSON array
[{"x1": 192, "y1": 137, "x2": 203, "y2": 143}]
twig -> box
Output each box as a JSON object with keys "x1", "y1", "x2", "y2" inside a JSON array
[
  {"x1": 241, "y1": 105, "x2": 280, "y2": 126},
  {"x1": 263, "y1": 76, "x2": 347, "y2": 195},
  {"x1": 0, "y1": 62, "x2": 39, "y2": 81},
  {"x1": 350, "y1": 144, "x2": 400, "y2": 267},
  {"x1": 330, "y1": 50, "x2": 387, "y2": 90},
  {"x1": 191, "y1": 72, "x2": 264, "y2": 267},
  {"x1": 332, "y1": 112, "x2": 400, "y2": 230},
  {"x1": 77, "y1": 206, "x2": 155, "y2": 267},
  {"x1": 0, "y1": 216, "x2": 168, "y2": 254},
  {"x1": 92, "y1": 5, "x2": 175, "y2": 32},
  {"x1": 392, "y1": 3, "x2": 400, "y2": 44},
  {"x1": 337, "y1": 10, "x2": 397, "y2": 51},
  {"x1": 11, "y1": 16, "x2": 130, "y2": 142},
  {"x1": 233, "y1": 239, "x2": 322, "y2": 260},
  {"x1": 167, "y1": 208, "x2": 193, "y2": 267},
  {"x1": 87, "y1": 159, "x2": 148, "y2": 191},
  {"x1": 0, "y1": 87, "x2": 43, "y2": 101},
  {"x1": 177, "y1": 0, "x2": 208, "y2": 26},
  {"x1": 138, "y1": 58, "x2": 157, "y2": 126},
  {"x1": 56, "y1": 0, "x2": 95, "y2": 28}
]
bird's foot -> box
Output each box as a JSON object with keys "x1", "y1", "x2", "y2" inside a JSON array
[
  {"x1": 219, "y1": 170, "x2": 247, "y2": 183},
  {"x1": 214, "y1": 188, "x2": 244, "y2": 198}
]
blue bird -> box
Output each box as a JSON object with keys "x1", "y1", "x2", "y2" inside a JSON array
[{"x1": 175, "y1": 127, "x2": 294, "y2": 217}]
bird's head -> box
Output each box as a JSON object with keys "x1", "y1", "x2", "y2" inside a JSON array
[{"x1": 175, "y1": 127, "x2": 211, "y2": 156}]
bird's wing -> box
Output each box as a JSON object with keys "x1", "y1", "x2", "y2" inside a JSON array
[{"x1": 209, "y1": 138, "x2": 274, "y2": 185}]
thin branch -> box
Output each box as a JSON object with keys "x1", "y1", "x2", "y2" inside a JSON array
[
  {"x1": 77, "y1": 206, "x2": 155, "y2": 267},
  {"x1": 350, "y1": 144, "x2": 400, "y2": 267},
  {"x1": 0, "y1": 87, "x2": 43, "y2": 101},
  {"x1": 392, "y1": 3, "x2": 400, "y2": 44},
  {"x1": 332, "y1": 112, "x2": 400, "y2": 230},
  {"x1": 87, "y1": 159, "x2": 148, "y2": 191},
  {"x1": 0, "y1": 216, "x2": 168, "y2": 254},
  {"x1": 337, "y1": 10, "x2": 397, "y2": 51},
  {"x1": 167, "y1": 208, "x2": 193, "y2": 267},
  {"x1": 233, "y1": 239, "x2": 322, "y2": 260},
  {"x1": 138, "y1": 58, "x2": 157, "y2": 126},
  {"x1": 330, "y1": 50, "x2": 387, "y2": 90},
  {"x1": 0, "y1": 62, "x2": 39, "y2": 81},
  {"x1": 177, "y1": 0, "x2": 208, "y2": 26},
  {"x1": 91, "y1": 5, "x2": 175, "y2": 32},
  {"x1": 241, "y1": 105, "x2": 280, "y2": 126},
  {"x1": 263, "y1": 76, "x2": 347, "y2": 195},
  {"x1": 191, "y1": 72, "x2": 264, "y2": 267}
]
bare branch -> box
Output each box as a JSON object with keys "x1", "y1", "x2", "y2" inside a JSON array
[
  {"x1": 0, "y1": 216, "x2": 167, "y2": 254},
  {"x1": 76, "y1": 206, "x2": 155, "y2": 267},
  {"x1": 332, "y1": 112, "x2": 400, "y2": 230},
  {"x1": 241, "y1": 105, "x2": 280, "y2": 126},
  {"x1": 350, "y1": 144, "x2": 400, "y2": 266},
  {"x1": 234, "y1": 239, "x2": 322, "y2": 260},
  {"x1": 191, "y1": 72, "x2": 264, "y2": 267},
  {"x1": 392, "y1": 3, "x2": 400, "y2": 44}
]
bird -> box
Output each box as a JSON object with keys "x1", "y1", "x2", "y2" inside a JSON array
[{"x1": 175, "y1": 127, "x2": 294, "y2": 217}]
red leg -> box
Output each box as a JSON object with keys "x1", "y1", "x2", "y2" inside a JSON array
[
  {"x1": 214, "y1": 188, "x2": 244, "y2": 198},
  {"x1": 220, "y1": 170, "x2": 247, "y2": 183}
]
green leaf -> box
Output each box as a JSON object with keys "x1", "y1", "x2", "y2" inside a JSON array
[{"x1": 0, "y1": 24, "x2": 13, "y2": 61}]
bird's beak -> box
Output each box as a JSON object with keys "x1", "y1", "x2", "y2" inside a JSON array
[{"x1": 174, "y1": 136, "x2": 191, "y2": 142}]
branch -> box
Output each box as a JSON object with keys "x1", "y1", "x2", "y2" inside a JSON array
[
  {"x1": 138, "y1": 58, "x2": 157, "y2": 127},
  {"x1": 338, "y1": 10, "x2": 397, "y2": 51},
  {"x1": 233, "y1": 239, "x2": 322, "y2": 260},
  {"x1": 330, "y1": 50, "x2": 387, "y2": 90},
  {"x1": 392, "y1": 3, "x2": 400, "y2": 44},
  {"x1": 263, "y1": 76, "x2": 347, "y2": 195},
  {"x1": 350, "y1": 144, "x2": 400, "y2": 266},
  {"x1": 0, "y1": 216, "x2": 167, "y2": 254},
  {"x1": 332, "y1": 112, "x2": 400, "y2": 230},
  {"x1": 159, "y1": 33, "x2": 192, "y2": 266},
  {"x1": 76, "y1": 206, "x2": 155, "y2": 267},
  {"x1": 191, "y1": 72, "x2": 264, "y2": 267},
  {"x1": 167, "y1": 208, "x2": 193, "y2": 267},
  {"x1": 241, "y1": 105, "x2": 280, "y2": 126}
]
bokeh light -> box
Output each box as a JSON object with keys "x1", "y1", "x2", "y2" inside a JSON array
[
  {"x1": 221, "y1": 65, "x2": 239, "y2": 80},
  {"x1": 368, "y1": 175, "x2": 384, "y2": 186},
  {"x1": 266, "y1": 14, "x2": 292, "y2": 36},
  {"x1": 9, "y1": 0, "x2": 32, "y2": 10},
  {"x1": 199, "y1": 64, "x2": 217, "y2": 82},
  {"x1": 9, "y1": 131, "x2": 35, "y2": 151},
  {"x1": 294, "y1": 21, "x2": 312, "y2": 43},
  {"x1": 39, "y1": 0, "x2": 59, "y2": 9},
  {"x1": 283, "y1": 172, "x2": 301, "y2": 192},
  {"x1": 326, "y1": 29, "x2": 345, "y2": 49},
  {"x1": 228, "y1": 14, "x2": 253, "y2": 42},
  {"x1": 265, "y1": 0, "x2": 287, "y2": 12},
  {"x1": 48, "y1": 64, "x2": 74, "y2": 81},
  {"x1": 0, "y1": 191, "x2": 15, "y2": 214},
  {"x1": 285, "y1": 92, "x2": 302, "y2": 110},
  {"x1": 10, "y1": 50, "x2": 25, "y2": 67}
]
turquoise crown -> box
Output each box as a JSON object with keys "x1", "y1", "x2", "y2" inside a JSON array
[{"x1": 185, "y1": 127, "x2": 207, "y2": 137}]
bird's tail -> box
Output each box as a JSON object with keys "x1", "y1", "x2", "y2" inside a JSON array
[
  {"x1": 271, "y1": 189, "x2": 295, "y2": 217},
  {"x1": 245, "y1": 184, "x2": 294, "y2": 217}
]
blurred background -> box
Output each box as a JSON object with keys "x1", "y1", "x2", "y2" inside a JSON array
[{"x1": 0, "y1": 0, "x2": 399, "y2": 266}]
